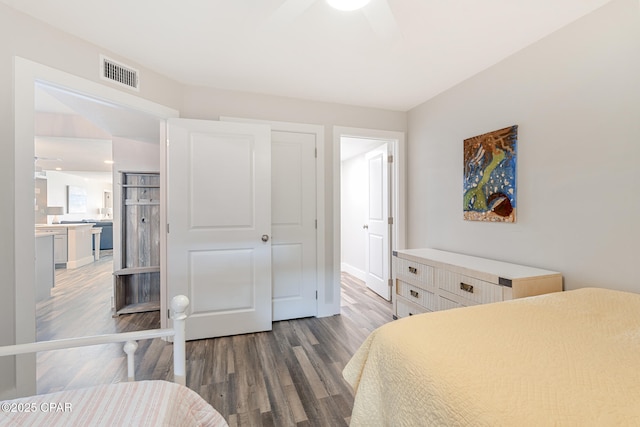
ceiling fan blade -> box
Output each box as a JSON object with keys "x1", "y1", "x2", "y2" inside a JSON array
[
  {"x1": 264, "y1": 0, "x2": 318, "y2": 28},
  {"x1": 363, "y1": 0, "x2": 400, "y2": 42}
]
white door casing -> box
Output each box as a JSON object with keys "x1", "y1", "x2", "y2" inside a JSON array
[
  {"x1": 271, "y1": 130, "x2": 317, "y2": 321},
  {"x1": 365, "y1": 144, "x2": 391, "y2": 300},
  {"x1": 167, "y1": 118, "x2": 272, "y2": 340}
]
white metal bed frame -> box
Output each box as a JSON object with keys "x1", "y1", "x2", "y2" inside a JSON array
[{"x1": 0, "y1": 295, "x2": 189, "y2": 386}]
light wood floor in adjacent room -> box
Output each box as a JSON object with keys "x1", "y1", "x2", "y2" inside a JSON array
[{"x1": 36, "y1": 255, "x2": 393, "y2": 427}]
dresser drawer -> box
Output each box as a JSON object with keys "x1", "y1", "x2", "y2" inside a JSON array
[
  {"x1": 396, "y1": 297, "x2": 430, "y2": 318},
  {"x1": 438, "y1": 295, "x2": 463, "y2": 311},
  {"x1": 395, "y1": 257, "x2": 434, "y2": 286},
  {"x1": 396, "y1": 280, "x2": 436, "y2": 311},
  {"x1": 393, "y1": 248, "x2": 562, "y2": 320},
  {"x1": 437, "y1": 270, "x2": 503, "y2": 305}
]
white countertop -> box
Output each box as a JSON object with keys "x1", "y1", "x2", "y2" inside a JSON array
[
  {"x1": 35, "y1": 231, "x2": 56, "y2": 238},
  {"x1": 36, "y1": 223, "x2": 96, "y2": 229}
]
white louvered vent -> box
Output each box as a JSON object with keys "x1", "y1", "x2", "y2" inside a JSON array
[{"x1": 100, "y1": 55, "x2": 139, "y2": 91}]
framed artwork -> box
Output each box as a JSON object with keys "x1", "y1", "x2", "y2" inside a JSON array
[
  {"x1": 67, "y1": 185, "x2": 87, "y2": 214},
  {"x1": 463, "y1": 125, "x2": 518, "y2": 222}
]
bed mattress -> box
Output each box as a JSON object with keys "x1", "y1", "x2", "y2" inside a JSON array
[{"x1": 343, "y1": 288, "x2": 640, "y2": 426}]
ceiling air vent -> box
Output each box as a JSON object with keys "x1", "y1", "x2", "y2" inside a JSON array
[{"x1": 100, "y1": 55, "x2": 139, "y2": 91}]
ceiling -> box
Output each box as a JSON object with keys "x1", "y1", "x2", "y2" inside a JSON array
[
  {"x1": 3, "y1": 0, "x2": 613, "y2": 111},
  {"x1": 341, "y1": 137, "x2": 385, "y2": 161},
  {"x1": 34, "y1": 84, "x2": 162, "y2": 183}
]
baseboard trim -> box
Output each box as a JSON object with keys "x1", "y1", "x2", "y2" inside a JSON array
[{"x1": 341, "y1": 263, "x2": 366, "y2": 282}]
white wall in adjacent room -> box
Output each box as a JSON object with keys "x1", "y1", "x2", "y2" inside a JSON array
[
  {"x1": 341, "y1": 154, "x2": 368, "y2": 279},
  {"x1": 45, "y1": 171, "x2": 111, "y2": 222}
]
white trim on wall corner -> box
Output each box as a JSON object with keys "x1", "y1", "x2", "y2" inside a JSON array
[{"x1": 341, "y1": 263, "x2": 367, "y2": 282}]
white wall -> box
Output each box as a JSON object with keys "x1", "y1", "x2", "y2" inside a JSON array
[
  {"x1": 406, "y1": 0, "x2": 640, "y2": 292},
  {"x1": 45, "y1": 171, "x2": 111, "y2": 222},
  {"x1": 341, "y1": 154, "x2": 368, "y2": 279}
]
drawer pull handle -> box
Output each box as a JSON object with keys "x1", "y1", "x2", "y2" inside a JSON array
[
  {"x1": 410, "y1": 290, "x2": 419, "y2": 298},
  {"x1": 408, "y1": 266, "x2": 418, "y2": 274},
  {"x1": 460, "y1": 282, "x2": 474, "y2": 293}
]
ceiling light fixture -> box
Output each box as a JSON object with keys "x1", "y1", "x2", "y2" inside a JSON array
[
  {"x1": 326, "y1": 0, "x2": 371, "y2": 11},
  {"x1": 104, "y1": 160, "x2": 114, "y2": 164}
]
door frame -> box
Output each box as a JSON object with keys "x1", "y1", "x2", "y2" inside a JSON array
[
  {"x1": 220, "y1": 117, "x2": 328, "y2": 316},
  {"x1": 333, "y1": 126, "x2": 406, "y2": 309},
  {"x1": 14, "y1": 57, "x2": 178, "y2": 396}
]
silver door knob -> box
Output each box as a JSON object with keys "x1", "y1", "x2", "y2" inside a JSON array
[
  {"x1": 363, "y1": 224, "x2": 369, "y2": 229},
  {"x1": 261, "y1": 234, "x2": 270, "y2": 242}
]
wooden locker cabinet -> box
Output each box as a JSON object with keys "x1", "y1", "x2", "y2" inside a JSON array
[
  {"x1": 393, "y1": 248, "x2": 563, "y2": 319},
  {"x1": 113, "y1": 172, "x2": 161, "y2": 316}
]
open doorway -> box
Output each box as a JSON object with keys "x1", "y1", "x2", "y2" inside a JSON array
[
  {"x1": 34, "y1": 84, "x2": 115, "y2": 343},
  {"x1": 32, "y1": 83, "x2": 167, "y2": 392},
  {"x1": 341, "y1": 137, "x2": 391, "y2": 299},
  {"x1": 334, "y1": 127, "x2": 406, "y2": 305},
  {"x1": 34, "y1": 81, "x2": 162, "y2": 332},
  {"x1": 14, "y1": 57, "x2": 179, "y2": 395}
]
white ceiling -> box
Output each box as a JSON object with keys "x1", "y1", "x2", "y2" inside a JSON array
[
  {"x1": 341, "y1": 137, "x2": 386, "y2": 161},
  {"x1": 34, "y1": 84, "x2": 161, "y2": 183},
  {"x1": 3, "y1": 0, "x2": 613, "y2": 111}
]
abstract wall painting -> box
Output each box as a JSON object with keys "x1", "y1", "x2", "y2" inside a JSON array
[{"x1": 463, "y1": 125, "x2": 518, "y2": 222}]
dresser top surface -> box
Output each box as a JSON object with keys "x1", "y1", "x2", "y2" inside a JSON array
[{"x1": 396, "y1": 248, "x2": 561, "y2": 280}]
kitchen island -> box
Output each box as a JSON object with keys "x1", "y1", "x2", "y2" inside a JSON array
[{"x1": 36, "y1": 223, "x2": 95, "y2": 269}]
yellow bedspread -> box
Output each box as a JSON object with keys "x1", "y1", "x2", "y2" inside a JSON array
[{"x1": 343, "y1": 288, "x2": 640, "y2": 426}]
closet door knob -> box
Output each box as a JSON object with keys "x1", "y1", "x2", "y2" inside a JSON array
[
  {"x1": 261, "y1": 234, "x2": 270, "y2": 242},
  {"x1": 363, "y1": 224, "x2": 369, "y2": 229}
]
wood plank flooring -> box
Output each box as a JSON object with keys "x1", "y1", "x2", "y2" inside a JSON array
[{"x1": 36, "y1": 258, "x2": 393, "y2": 426}]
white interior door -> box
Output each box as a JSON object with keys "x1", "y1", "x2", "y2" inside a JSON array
[
  {"x1": 271, "y1": 130, "x2": 316, "y2": 321},
  {"x1": 365, "y1": 144, "x2": 391, "y2": 300},
  {"x1": 167, "y1": 118, "x2": 272, "y2": 340}
]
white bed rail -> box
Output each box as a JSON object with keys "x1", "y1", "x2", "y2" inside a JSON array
[{"x1": 0, "y1": 295, "x2": 189, "y2": 385}]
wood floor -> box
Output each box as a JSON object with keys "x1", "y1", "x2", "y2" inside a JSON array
[{"x1": 36, "y1": 256, "x2": 393, "y2": 426}]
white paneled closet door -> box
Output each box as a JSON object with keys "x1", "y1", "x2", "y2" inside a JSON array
[
  {"x1": 271, "y1": 130, "x2": 317, "y2": 321},
  {"x1": 167, "y1": 118, "x2": 272, "y2": 340}
]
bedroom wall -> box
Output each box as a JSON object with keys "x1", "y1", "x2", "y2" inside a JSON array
[{"x1": 406, "y1": 0, "x2": 640, "y2": 293}]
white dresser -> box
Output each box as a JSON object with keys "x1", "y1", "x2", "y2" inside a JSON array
[{"x1": 393, "y1": 248, "x2": 563, "y2": 319}]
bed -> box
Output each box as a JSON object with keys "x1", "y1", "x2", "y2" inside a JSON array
[
  {"x1": 0, "y1": 380, "x2": 226, "y2": 426},
  {"x1": 343, "y1": 288, "x2": 640, "y2": 426},
  {"x1": 0, "y1": 295, "x2": 228, "y2": 427}
]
